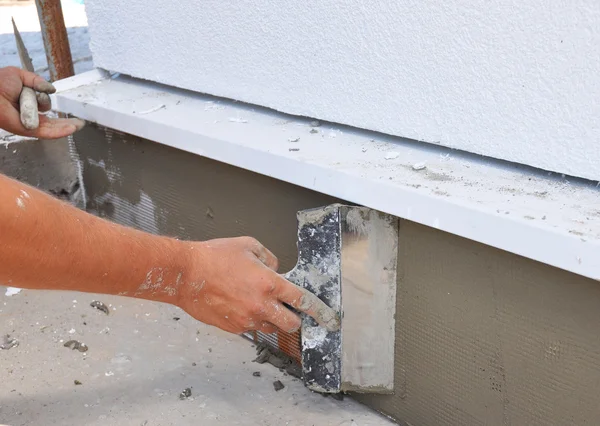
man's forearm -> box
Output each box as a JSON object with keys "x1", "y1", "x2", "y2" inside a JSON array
[
  {"x1": 0, "y1": 173, "x2": 188, "y2": 304},
  {"x1": 0, "y1": 63, "x2": 339, "y2": 334}
]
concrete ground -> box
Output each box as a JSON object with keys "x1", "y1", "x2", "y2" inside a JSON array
[{"x1": 0, "y1": 288, "x2": 394, "y2": 425}]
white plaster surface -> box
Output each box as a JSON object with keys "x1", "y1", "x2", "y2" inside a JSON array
[
  {"x1": 52, "y1": 72, "x2": 600, "y2": 281},
  {"x1": 85, "y1": 0, "x2": 600, "y2": 181}
]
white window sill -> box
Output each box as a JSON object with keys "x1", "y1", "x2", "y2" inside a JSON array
[{"x1": 53, "y1": 69, "x2": 600, "y2": 281}]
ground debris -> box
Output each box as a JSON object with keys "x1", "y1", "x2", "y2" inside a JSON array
[
  {"x1": 64, "y1": 340, "x2": 88, "y2": 352},
  {"x1": 0, "y1": 334, "x2": 19, "y2": 350},
  {"x1": 252, "y1": 371, "x2": 261, "y2": 377},
  {"x1": 179, "y1": 387, "x2": 192, "y2": 400},
  {"x1": 273, "y1": 380, "x2": 285, "y2": 391},
  {"x1": 74, "y1": 380, "x2": 82, "y2": 385},
  {"x1": 90, "y1": 300, "x2": 109, "y2": 315},
  {"x1": 253, "y1": 343, "x2": 301, "y2": 378}
]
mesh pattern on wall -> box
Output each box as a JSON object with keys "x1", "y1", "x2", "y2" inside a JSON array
[{"x1": 246, "y1": 330, "x2": 301, "y2": 364}]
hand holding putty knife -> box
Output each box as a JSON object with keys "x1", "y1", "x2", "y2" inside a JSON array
[{"x1": 7, "y1": 18, "x2": 84, "y2": 137}]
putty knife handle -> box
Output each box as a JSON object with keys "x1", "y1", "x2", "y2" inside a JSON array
[{"x1": 19, "y1": 86, "x2": 39, "y2": 130}]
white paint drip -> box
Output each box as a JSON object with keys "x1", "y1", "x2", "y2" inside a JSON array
[
  {"x1": 136, "y1": 104, "x2": 166, "y2": 115},
  {"x1": 67, "y1": 134, "x2": 87, "y2": 210},
  {"x1": 5, "y1": 287, "x2": 22, "y2": 297}
]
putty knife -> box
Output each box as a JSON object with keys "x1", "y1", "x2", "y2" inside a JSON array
[
  {"x1": 284, "y1": 204, "x2": 399, "y2": 393},
  {"x1": 12, "y1": 17, "x2": 42, "y2": 130}
]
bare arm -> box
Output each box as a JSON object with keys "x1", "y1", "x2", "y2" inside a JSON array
[
  {"x1": 0, "y1": 67, "x2": 339, "y2": 335},
  {"x1": 0, "y1": 174, "x2": 338, "y2": 334}
]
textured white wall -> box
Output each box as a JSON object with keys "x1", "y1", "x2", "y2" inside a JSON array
[{"x1": 87, "y1": 1, "x2": 600, "y2": 181}]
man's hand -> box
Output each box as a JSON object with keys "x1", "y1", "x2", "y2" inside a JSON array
[
  {"x1": 0, "y1": 173, "x2": 339, "y2": 336},
  {"x1": 178, "y1": 237, "x2": 340, "y2": 334},
  {"x1": 0, "y1": 66, "x2": 84, "y2": 139}
]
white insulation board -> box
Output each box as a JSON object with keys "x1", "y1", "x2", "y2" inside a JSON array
[{"x1": 86, "y1": 0, "x2": 600, "y2": 182}]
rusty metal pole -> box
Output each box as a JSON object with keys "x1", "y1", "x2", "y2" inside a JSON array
[{"x1": 35, "y1": 0, "x2": 75, "y2": 81}]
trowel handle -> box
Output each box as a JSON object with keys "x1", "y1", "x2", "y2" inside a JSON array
[{"x1": 19, "y1": 86, "x2": 39, "y2": 130}]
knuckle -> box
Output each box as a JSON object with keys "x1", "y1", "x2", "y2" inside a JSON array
[
  {"x1": 262, "y1": 279, "x2": 277, "y2": 294},
  {"x1": 250, "y1": 302, "x2": 266, "y2": 316},
  {"x1": 240, "y1": 236, "x2": 258, "y2": 246}
]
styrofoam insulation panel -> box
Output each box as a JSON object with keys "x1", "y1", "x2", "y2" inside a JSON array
[{"x1": 85, "y1": 0, "x2": 600, "y2": 181}]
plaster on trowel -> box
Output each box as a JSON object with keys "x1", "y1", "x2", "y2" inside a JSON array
[{"x1": 284, "y1": 204, "x2": 399, "y2": 394}]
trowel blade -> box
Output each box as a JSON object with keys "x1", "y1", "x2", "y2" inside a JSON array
[{"x1": 285, "y1": 204, "x2": 399, "y2": 394}]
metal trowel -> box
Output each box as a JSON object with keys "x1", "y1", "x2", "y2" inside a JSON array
[{"x1": 284, "y1": 204, "x2": 399, "y2": 394}]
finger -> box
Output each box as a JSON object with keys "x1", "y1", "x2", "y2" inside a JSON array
[
  {"x1": 263, "y1": 301, "x2": 301, "y2": 333},
  {"x1": 37, "y1": 92, "x2": 52, "y2": 112},
  {"x1": 34, "y1": 116, "x2": 85, "y2": 139},
  {"x1": 276, "y1": 281, "x2": 340, "y2": 332},
  {"x1": 248, "y1": 239, "x2": 279, "y2": 271},
  {"x1": 18, "y1": 68, "x2": 56, "y2": 94},
  {"x1": 258, "y1": 322, "x2": 277, "y2": 334}
]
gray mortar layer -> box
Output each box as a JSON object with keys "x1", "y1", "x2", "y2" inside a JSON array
[{"x1": 72, "y1": 125, "x2": 600, "y2": 425}]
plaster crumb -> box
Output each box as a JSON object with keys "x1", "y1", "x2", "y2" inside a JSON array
[
  {"x1": 228, "y1": 117, "x2": 248, "y2": 123},
  {"x1": 179, "y1": 387, "x2": 192, "y2": 400},
  {"x1": 412, "y1": 162, "x2": 427, "y2": 171},
  {"x1": 384, "y1": 152, "x2": 399, "y2": 160},
  {"x1": 310, "y1": 120, "x2": 321, "y2": 127},
  {"x1": 105, "y1": 371, "x2": 114, "y2": 377},
  {"x1": 288, "y1": 137, "x2": 300, "y2": 142},
  {"x1": 361, "y1": 147, "x2": 368, "y2": 153},
  {"x1": 90, "y1": 300, "x2": 109, "y2": 315},
  {"x1": 5, "y1": 287, "x2": 22, "y2": 297},
  {"x1": 0, "y1": 334, "x2": 19, "y2": 350},
  {"x1": 68, "y1": 328, "x2": 76, "y2": 334},
  {"x1": 64, "y1": 340, "x2": 88, "y2": 352},
  {"x1": 136, "y1": 104, "x2": 166, "y2": 115}
]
